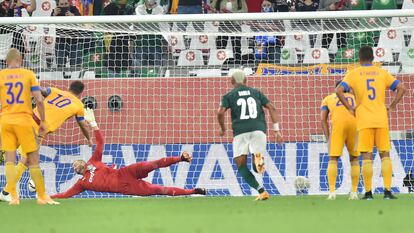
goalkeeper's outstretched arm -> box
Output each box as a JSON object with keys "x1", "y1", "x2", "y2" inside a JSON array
[
  {"x1": 85, "y1": 108, "x2": 104, "y2": 162},
  {"x1": 51, "y1": 182, "x2": 84, "y2": 199}
]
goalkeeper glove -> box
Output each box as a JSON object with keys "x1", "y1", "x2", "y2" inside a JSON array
[{"x1": 84, "y1": 108, "x2": 98, "y2": 128}]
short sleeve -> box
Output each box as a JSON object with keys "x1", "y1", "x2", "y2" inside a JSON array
[
  {"x1": 320, "y1": 97, "x2": 329, "y2": 111},
  {"x1": 75, "y1": 104, "x2": 85, "y2": 121},
  {"x1": 341, "y1": 71, "x2": 354, "y2": 93},
  {"x1": 385, "y1": 72, "x2": 399, "y2": 91},
  {"x1": 259, "y1": 92, "x2": 270, "y2": 106},
  {"x1": 29, "y1": 71, "x2": 40, "y2": 92},
  {"x1": 220, "y1": 95, "x2": 230, "y2": 109}
]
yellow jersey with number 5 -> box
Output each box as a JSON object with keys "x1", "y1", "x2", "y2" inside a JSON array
[
  {"x1": 341, "y1": 64, "x2": 399, "y2": 130},
  {"x1": 320, "y1": 93, "x2": 356, "y2": 126},
  {"x1": 0, "y1": 68, "x2": 39, "y2": 126},
  {"x1": 34, "y1": 87, "x2": 85, "y2": 132}
]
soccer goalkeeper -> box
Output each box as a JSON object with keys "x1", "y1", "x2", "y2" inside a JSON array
[{"x1": 51, "y1": 109, "x2": 206, "y2": 198}]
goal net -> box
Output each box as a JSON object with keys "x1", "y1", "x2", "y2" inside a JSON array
[{"x1": 0, "y1": 10, "x2": 413, "y2": 198}]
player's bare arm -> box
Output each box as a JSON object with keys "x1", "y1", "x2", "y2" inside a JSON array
[
  {"x1": 77, "y1": 119, "x2": 93, "y2": 147},
  {"x1": 388, "y1": 82, "x2": 407, "y2": 111},
  {"x1": 217, "y1": 107, "x2": 227, "y2": 136},
  {"x1": 264, "y1": 102, "x2": 283, "y2": 144},
  {"x1": 320, "y1": 109, "x2": 330, "y2": 141},
  {"x1": 336, "y1": 85, "x2": 355, "y2": 116},
  {"x1": 32, "y1": 90, "x2": 46, "y2": 136}
]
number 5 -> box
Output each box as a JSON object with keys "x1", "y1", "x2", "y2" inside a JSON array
[{"x1": 366, "y1": 79, "x2": 376, "y2": 100}]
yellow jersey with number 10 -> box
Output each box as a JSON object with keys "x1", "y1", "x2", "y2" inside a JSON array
[
  {"x1": 0, "y1": 68, "x2": 39, "y2": 126},
  {"x1": 34, "y1": 87, "x2": 85, "y2": 132},
  {"x1": 341, "y1": 64, "x2": 399, "y2": 130}
]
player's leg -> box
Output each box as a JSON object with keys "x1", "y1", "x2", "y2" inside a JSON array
[
  {"x1": 358, "y1": 128, "x2": 375, "y2": 200},
  {"x1": 326, "y1": 125, "x2": 346, "y2": 200},
  {"x1": 233, "y1": 132, "x2": 267, "y2": 201},
  {"x1": 250, "y1": 131, "x2": 267, "y2": 174},
  {"x1": 1, "y1": 124, "x2": 19, "y2": 204},
  {"x1": 375, "y1": 128, "x2": 396, "y2": 199},
  {"x1": 119, "y1": 152, "x2": 191, "y2": 179},
  {"x1": 122, "y1": 179, "x2": 206, "y2": 196},
  {"x1": 345, "y1": 125, "x2": 360, "y2": 200},
  {"x1": 17, "y1": 125, "x2": 58, "y2": 205}
]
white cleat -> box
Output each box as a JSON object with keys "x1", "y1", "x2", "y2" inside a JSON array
[
  {"x1": 0, "y1": 191, "x2": 11, "y2": 202},
  {"x1": 349, "y1": 192, "x2": 359, "y2": 200},
  {"x1": 327, "y1": 193, "x2": 336, "y2": 200}
]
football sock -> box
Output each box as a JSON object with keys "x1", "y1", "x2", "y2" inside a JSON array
[
  {"x1": 350, "y1": 160, "x2": 360, "y2": 193},
  {"x1": 362, "y1": 160, "x2": 373, "y2": 193},
  {"x1": 327, "y1": 160, "x2": 338, "y2": 193},
  {"x1": 238, "y1": 165, "x2": 261, "y2": 192},
  {"x1": 5, "y1": 162, "x2": 18, "y2": 198},
  {"x1": 29, "y1": 165, "x2": 46, "y2": 199},
  {"x1": 4, "y1": 162, "x2": 27, "y2": 193},
  {"x1": 381, "y1": 157, "x2": 393, "y2": 191}
]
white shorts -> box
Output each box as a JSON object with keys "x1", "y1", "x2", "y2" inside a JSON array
[{"x1": 233, "y1": 130, "x2": 267, "y2": 158}]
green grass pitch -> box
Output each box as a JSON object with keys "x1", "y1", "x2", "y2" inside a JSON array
[{"x1": 1, "y1": 195, "x2": 413, "y2": 233}]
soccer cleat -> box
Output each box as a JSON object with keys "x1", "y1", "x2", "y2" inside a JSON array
[
  {"x1": 37, "y1": 195, "x2": 60, "y2": 205},
  {"x1": 327, "y1": 193, "x2": 336, "y2": 200},
  {"x1": 361, "y1": 191, "x2": 374, "y2": 200},
  {"x1": 384, "y1": 190, "x2": 397, "y2": 200},
  {"x1": 180, "y1": 151, "x2": 192, "y2": 163},
  {"x1": 255, "y1": 191, "x2": 269, "y2": 201},
  {"x1": 194, "y1": 188, "x2": 207, "y2": 195},
  {"x1": 9, "y1": 198, "x2": 20, "y2": 205},
  {"x1": 0, "y1": 191, "x2": 11, "y2": 202},
  {"x1": 349, "y1": 192, "x2": 359, "y2": 200},
  {"x1": 253, "y1": 153, "x2": 265, "y2": 174}
]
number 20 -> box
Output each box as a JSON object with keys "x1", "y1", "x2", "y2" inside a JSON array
[{"x1": 237, "y1": 97, "x2": 258, "y2": 120}]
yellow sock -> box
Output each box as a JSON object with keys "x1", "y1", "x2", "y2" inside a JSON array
[
  {"x1": 5, "y1": 162, "x2": 18, "y2": 198},
  {"x1": 350, "y1": 161, "x2": 360, "y2": 193},
  {"x1": 381, "y1": 157, "x2": 393, "y2": 191},
  {"x1": 327, "y1": 160, "x2": 338, "y2": 193},
  {"x1": 4, "y1": 162, "x2": 28, "y2": 193},
  {"x1": 29, "y1": 166, "x2": 46, "y2": 199},
  {"x1": 362, "y1": 160, "x2": 373, "y2": 192}
]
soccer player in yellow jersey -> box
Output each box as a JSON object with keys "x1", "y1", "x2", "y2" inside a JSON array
[
  {"x1": 0, "y1": 48, "x2": 58, "y2": 205},
  {"x1": 321, "y1": 81, "x2": 359, "y2": 200},
  {"x1": 0, "y1": 81, "x2": 92, "y2": 202},
  {"x1": 336, "y1": 46, "x2": 406, "y2": 200}
]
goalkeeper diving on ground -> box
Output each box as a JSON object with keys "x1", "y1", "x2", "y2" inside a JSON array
[{"x1": 51, "y1": 108, "x2": 207, "y2": 198}]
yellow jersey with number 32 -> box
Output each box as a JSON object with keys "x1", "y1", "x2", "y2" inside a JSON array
[
  {"x1": 34, "y1": 87, "x2": 85, "y2": 132},
  {"x1": 341, "y1": 64, "x2": 399, "y2": 130},
  {"x1": 320, "y1": 93, "x2": 356, "y2": 126},
  {"x1": 0, "y1": 68, "x2": 40, "y2": 126}
]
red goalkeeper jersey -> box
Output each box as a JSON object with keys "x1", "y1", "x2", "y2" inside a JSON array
[{"x1": 52, "y1": 130, "x2": 122, "y2": 198}]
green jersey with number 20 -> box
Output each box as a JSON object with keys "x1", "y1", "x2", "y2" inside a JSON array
[{"x1": 221, "y1": 85, "x2": 270, "y2": 137}]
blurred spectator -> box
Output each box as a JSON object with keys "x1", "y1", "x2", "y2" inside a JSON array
[
  {"x1": 102, "y1": 2, "x2": 131, "y2": 73},
  {"x1": 318, "y1": 0, "x2": 350, "y2": 49},
  {"x1": 245, "y1": 0, "x2": 261, "y2": 12},
  {"x1": 212, "y1": 0, "x2": 248, "y2": 64},
  {"x1": 169, "y1": 0, "x2": 202, "y2": 14},
  {"x1": 0, "y1": 0, "x2": 36, "y2": 16},
  {"x1": 133, "y1": 0, "x2": 165, "y2": 72},
  {"x1": 295, "y1": 0, "x2": 318, "y2": 11},
  {"x1": 52, "y1": 0, "x2": 83, "y2": 67},
  {"x1": 268, "y1": 0, "x2": 288, "y2": 12},
  {"x1": 117, "y1": 0, "x2": 138, "y2": 15}
]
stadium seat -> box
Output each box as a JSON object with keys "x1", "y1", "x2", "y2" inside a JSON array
[
  {"x1": 303, "y1": 48, "x2": 330, "y2": 64},
  {"x1": 208, "y1": 49, "x2": 233, "y2": 65},
  {"x1": 0, "y1": 33, "x2": 14, "y2": 60},
  {"x1": 241, "y1": 37, "x2": 254, "y2": 56},
  {"x1": 195, "y1": 69, "x2": 222, "y2": 77},
  {"x1": 32, "y1": 0, "x2": 55, "y2": 16},
  {"x1": 373, "y1": 47, "x2": 394, "y2": 62},
  {"x1": 284, "y1": 34, "x2": 311, "y2": 52},
  {"x1": 204, "y1": 21, "x2": 220, "y2": 33},
  {"x1": 189, "y1": 35, "x2": 216, "y2": 51},
  {"x1": 377, "y1": 29, "x2": 404, "y2": 53},
  {"x1": 313, "y1": 34, "x2": 338, "y2": 54},
  {"x1": 346, "y1": 31, "x2": 375, "y2": 48},
  {"x1": 177, "y1": 50, "x2": 204, "y2": 66},
  {"x1": 280, "y1": 47, "x2": 298, "y2": 64},
  {"x1": 398, "y1": 47, "x2": 414, "y2": 73},
  {"x1": 351, "y1": 0, "x2": 367, "y2": 10},
  {"x1": 335, "y1": 47, "x2": 359, "y2": 63},
  {"x1": 371, "y1": 0, "x2": 397, "y2": 9},
  {"x1": 164, "y1": 35, "x2": 186, "y2": 56}
]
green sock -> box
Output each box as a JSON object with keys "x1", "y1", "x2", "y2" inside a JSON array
[{"x1": 238, "y1": 165, "x2": 263, "y2": 193}]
